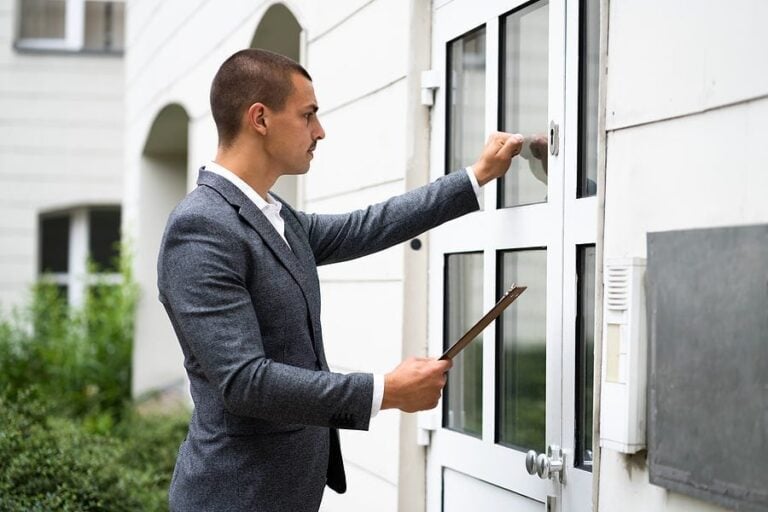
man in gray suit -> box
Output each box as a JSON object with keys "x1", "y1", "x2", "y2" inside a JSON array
[{"x1": 158, "y1": 49, "x2": 523, "y2": 512}]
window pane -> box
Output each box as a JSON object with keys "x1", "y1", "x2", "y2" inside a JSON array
[
  {"x1": 84, "y1": 1, "x2": 125, "y2": 52},
  {"x1": 40, "y1": 214, "x2": 70, "y2": 273},
  {"x1": 497, "y1": 249, "x2": 546, "y2": 450},
  {"x1": 444, "y1": 252, "x2": 484, "y2": 437},
  {"x1": 578, "y1": 0, "x2": 599, "y2": 197},
  {"x1": 446, "y1": 27, "x2": 486, "y2": 174},
  {"x1": 576, "y1": 245, "x2": 596, "y2": 469},
  {"x1": 499, "y1": 1, "x2": 549, "y2": 208},
  {"x1": 89, "y1": 208, "x2": 121, "y2": 271},
  {"x1": 19, "y1": 0, "x2": 66, "y2": 39}
]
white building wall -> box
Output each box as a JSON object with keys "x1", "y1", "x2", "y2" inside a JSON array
[
  {"x1": 125, "y1": 1, "x2": 418, "y2": 509},
  {"x1": 600, "y1": 1, "x2": 768, "y2": 511},
  {"x1": 0, "y1": 0, "x2": 124, "y2": 310}
]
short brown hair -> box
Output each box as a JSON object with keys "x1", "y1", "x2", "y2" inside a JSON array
[{"x1": 210, "y1": 48, "x2": 312, "y2": 147}]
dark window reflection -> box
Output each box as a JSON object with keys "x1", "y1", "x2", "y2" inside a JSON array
[
  {"x1": 40, "y1": 214, "x2": 70, "y2": 273},
  {"x1": 577, "y1": 0, "x2": 599, "y2": 197},
  {"x1": 89, "y1": 208, "x2": 121, "y2": 271},
  {"x1": 576, "y1": 245, "x2": 596, "y2": 469}
]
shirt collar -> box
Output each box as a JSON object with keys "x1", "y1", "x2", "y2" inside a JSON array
[{"x1": 204, "y1": 161, "x2": 281, "y2": 213}]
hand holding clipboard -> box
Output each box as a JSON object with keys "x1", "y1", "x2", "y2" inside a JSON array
[{"x1": 440, "y1": 284, "x2": 526, "y2": 361}]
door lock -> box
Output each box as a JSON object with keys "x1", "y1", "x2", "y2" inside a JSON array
[
  {"x1": 549, "y1": 120, "x2": 559, "y2": 156},
  {"x1": 525, "y1": 444, "x2": 565, "y2": 483}
]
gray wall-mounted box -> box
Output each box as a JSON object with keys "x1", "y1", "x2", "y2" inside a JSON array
[{"x1": 647, "y1": 224, "x2": 768, "y2": 512}]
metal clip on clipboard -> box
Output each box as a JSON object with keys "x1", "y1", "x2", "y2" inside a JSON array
[{"x1": 439, "y1": 284, "x2": 527, "y2": 361}]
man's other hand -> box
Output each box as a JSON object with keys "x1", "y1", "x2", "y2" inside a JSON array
[
  {"x1": 381, "y1": 357, "x2": 453, "y2": 413},
  {"x1": 471, "y1": 132, "x2": 525, "y2": 186}
]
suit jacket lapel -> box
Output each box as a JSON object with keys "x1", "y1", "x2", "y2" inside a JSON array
[{"x1": 197, "y1": 170, "x2": 315, "y2": 315}]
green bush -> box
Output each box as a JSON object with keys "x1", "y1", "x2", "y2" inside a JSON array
[
  {"x1": 0, "y1": 392, "x2": 189, "y2": 512},
  {"x1": 0, "y1": 254, "x2": 137, "y2": 430},
  {"x1": 0, "y1": 251, "x2": 190, "y2": 511}
]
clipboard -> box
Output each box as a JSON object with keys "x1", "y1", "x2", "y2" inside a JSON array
[{"x1": 439, "y1": 284, "x2": 527, "y2": 361}]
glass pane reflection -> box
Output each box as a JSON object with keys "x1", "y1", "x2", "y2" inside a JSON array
[
  {"x1": 576, "y1": 245, "x2": 596, "y2": 469},
  {"x1": 447, "y1": 27, "x2": 486, "y2": 174},
  {"x1": 444, "y1": 252, "x2": 484, "y2": 437},
  {"x1": 497, "y1": 249, "x2": 547, "y2": 450},
  {"x1": 578, "y1": 0, "x2": 600, "y2": 197},
  {"x1": 499, "y1": 1, "x2": 549, "y2": 208}
]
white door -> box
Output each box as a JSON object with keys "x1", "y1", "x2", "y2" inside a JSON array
[{"x1": 425, "y1": 0, "x2": 600, "y2": 510}]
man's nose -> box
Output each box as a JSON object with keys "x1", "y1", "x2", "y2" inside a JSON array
[{"x1": 314, "y1": 119, "x2": 325, "y2": 140}]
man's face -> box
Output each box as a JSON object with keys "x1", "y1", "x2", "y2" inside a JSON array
[{"x1": 263, "y1": 72, "x2": 325, "y2": 176}]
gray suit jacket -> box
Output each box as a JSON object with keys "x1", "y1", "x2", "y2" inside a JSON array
[{"x1": 158, "y1": 169, "x2": 478, "y2": 512}]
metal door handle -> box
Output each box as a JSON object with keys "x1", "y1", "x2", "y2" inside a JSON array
[{"x1": 524, "y1": 445, "x2": 565, "y2": 483}]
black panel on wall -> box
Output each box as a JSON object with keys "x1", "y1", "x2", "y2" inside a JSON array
[{"x1": 647, "y1": 224, "x2": 768, "y2": 512}]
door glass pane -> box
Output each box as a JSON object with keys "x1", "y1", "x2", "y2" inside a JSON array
[
  {"x1": 499, "y1": 1, "x2": 549, "y2": 208},
  {"x1": 497, "y1": 249, "x2": 547, "y2": 450},
  {"x1": 576, "y1": 245, "x2": 596, "y2": 469},
  {"x1": 446, "y1": 26, "x2": 486, "y2": 174},
  {"x1": 578, "y1": 0, "x2": 599, "y2": 197},
  {"x1": 444, "y1": 252, "x2": 484, "y2": 437},
  {"x1": 19, "y1": 0, "x2": 66, "y2": 40}
]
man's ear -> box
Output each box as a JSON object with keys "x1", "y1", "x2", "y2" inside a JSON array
[{"x1": 246, "y1": 103, "x2": 268, "y2": 136}]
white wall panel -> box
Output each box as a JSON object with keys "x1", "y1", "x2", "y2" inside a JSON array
[
  {"x1": 308, "y1": 0, "x2": 409, "y2": 111},
  {"x1": 320, "y1": 462, "x2": 397, "y2": 512},
  {"x1": 338, "y1": 408, "x2": 400, "y2": 485},
  {"x1": 599, "y1": 450, "x2": 730, "y2": 512},
  {"x1": 604, "y1": 97, "x2": 768, "y2": 258},
  {"x1": 306, "y1": 0, "x2": 372, "y2": 39},
  {"x1": 606, "y1": 0, "x2": 768, "y2": 130},
  {"x1": 306, "y1": 79, "x2": 408, "y2": 200},
  {"x1": 321, "y1": 280, "x2": 404, "y2": 375}
]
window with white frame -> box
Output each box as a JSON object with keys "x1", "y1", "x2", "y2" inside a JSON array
[
  {"x1": 39, "y1": 206, "x2": 122, "y2": 306},
  {"x1": 16, "y1": 0, "x2": 125, "y2": 53}
]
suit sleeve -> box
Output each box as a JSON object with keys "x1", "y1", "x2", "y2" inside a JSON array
[
  {"x1": 293, "y1": 169, "x2": 479, "y2": 266},
  {"x1": 158, "y1": 212, "x2": 374, "y2": 430}
]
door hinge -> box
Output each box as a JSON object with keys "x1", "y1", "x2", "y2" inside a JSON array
[
  {"x1": 416, "y1": 409, "x2": 439, "y2": 446},
  {"x1": 421, "y1": 69, "x2": 440, "y2": 106}
]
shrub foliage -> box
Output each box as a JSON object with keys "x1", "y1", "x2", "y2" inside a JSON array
[{"x1": 0, "y1": 254, "x2": 189, "y2": 511}]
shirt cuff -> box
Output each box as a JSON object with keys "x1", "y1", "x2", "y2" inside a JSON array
[
  {"x1": 370, "y1": 374, "x2": 385, "y2": 419},
  {"x1": 465, "y1": 166, "x2": 482, "y2": 208}
]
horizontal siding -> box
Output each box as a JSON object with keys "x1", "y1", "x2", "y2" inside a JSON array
[
  {"x1": 0, "y1": 96, "x2": 122, "y2": 124},
  {"x1": 306, "y1": 0, "x2": 373, "y2": 41},
  {"x1": 0, "y1": 125, "x2": 122, "y2": 152},
  {"x1": 305, "y1": 79, "x2": 408, "y2": 200},
  {"x1": 308, "y1": 0, "x2": 409, "y2": 112},
  {"x1": 321, "y1": 280, "x2": 404, "y2": 375},
  {"x1": 320, "y1": 461, "x2": 397, "y2": 512},
  {"x1": 338, "y1": 410, "x2": 400, "y2": 486}
]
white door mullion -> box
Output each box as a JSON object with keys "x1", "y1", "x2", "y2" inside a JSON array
[{"x1": 65, "y1": 0, "x2": 86, "y2": 50}]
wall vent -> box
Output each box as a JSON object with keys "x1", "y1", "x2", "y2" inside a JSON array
[{"x1": 606, "y1": 265, "x2": 630, "y2": 310}]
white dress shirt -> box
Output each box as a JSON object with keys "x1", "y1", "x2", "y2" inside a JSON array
[{"x1": 204, "y1": 162, "x2": 482, "y2": 419}]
